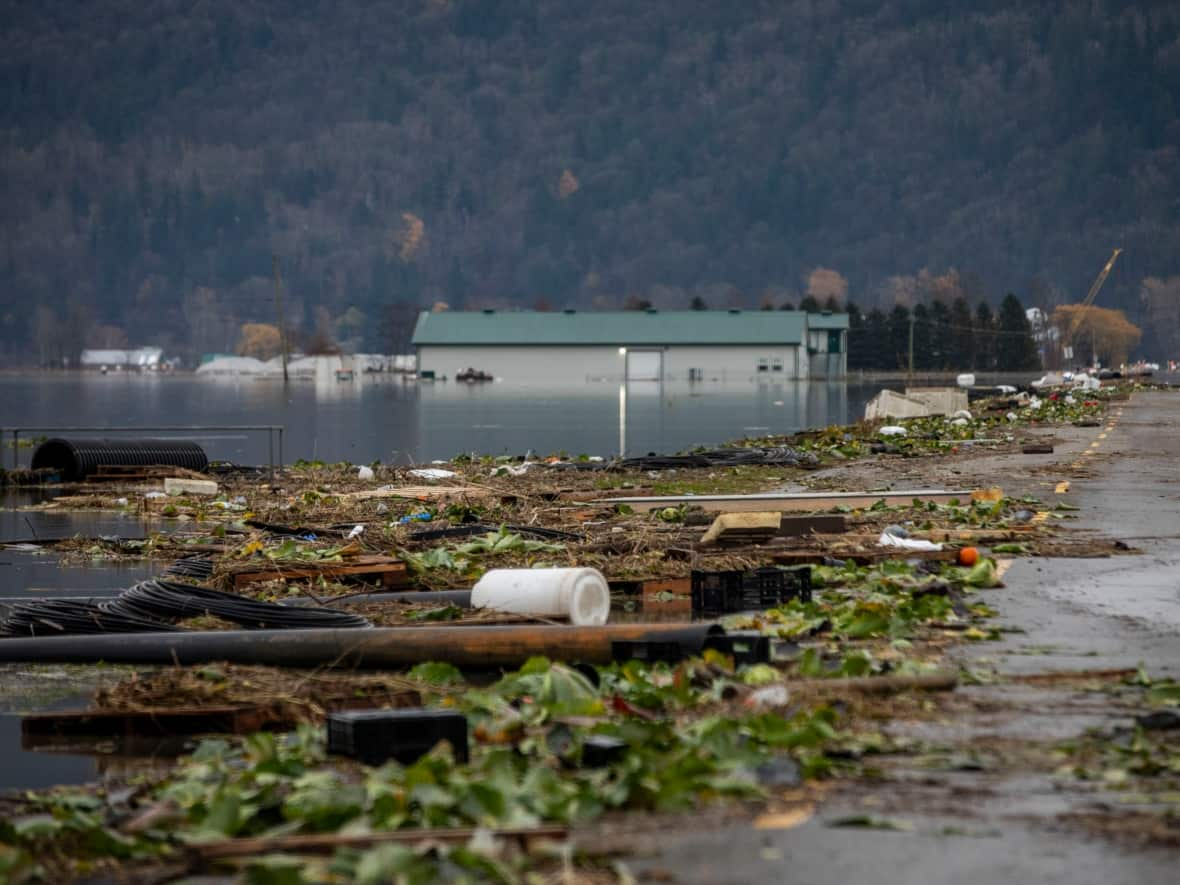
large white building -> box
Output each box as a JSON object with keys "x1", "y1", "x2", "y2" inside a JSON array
[{"x1": 412, "y1": 309, "x2": 849, "y2": 382}]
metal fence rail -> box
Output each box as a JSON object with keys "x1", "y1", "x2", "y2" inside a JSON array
[{"x1": 1, "y1": 425, "x2": 284, "y2": 473}]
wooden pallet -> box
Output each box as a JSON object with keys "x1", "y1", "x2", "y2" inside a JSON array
[
  {"x1": 608, "y1": 577, "x2": 693, "y2": 614},
  {"x1": 23, "y1": 693, "x2": 421, "y2": 745},
  {"x1": 88, "y1": 464, "x2": 207, "y2": 482},
  {"x1": 771, "y1": 548, "x2": 959, "y2": 566},
  {"x1": 231, "y1": 555, "x2": 410, "y2": 590},
  {"x1": 23, "y1": 705, "x2": 290, "y2": 742}
]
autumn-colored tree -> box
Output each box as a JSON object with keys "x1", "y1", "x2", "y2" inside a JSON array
[
  {"x1": 557, "y1": 169, "x2": 580, "y2": 199},
  {"x1": 805, "y1": 267, "x2": 848, "y2": 305},
  {"x1": 397, "y1": 212, "x2": 425, "y2": 262},
  {"x1": 1051, "y1": 305, "x2": 1142, "y2": 368},
  {"x1": 236, "y1": 323, "x2": 282, "y2": 360}
]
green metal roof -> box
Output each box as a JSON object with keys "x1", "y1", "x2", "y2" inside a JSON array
[
  {"x1": 412, "y1": 310, "x2": 809, "y2": 346},
  {"x1": 806, "y1": 312, "x2": 850, "y2": 330}
]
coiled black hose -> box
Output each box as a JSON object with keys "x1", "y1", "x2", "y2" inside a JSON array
[
  {"x1": 0, "y1": 599, "x2": 182, "y2": 637},
  {"x1": 107, "y1": 580, "x2": 370, "y2": 630},
  {"x1": 162, "y1": 555, "x2": 216, "y2": 580}
]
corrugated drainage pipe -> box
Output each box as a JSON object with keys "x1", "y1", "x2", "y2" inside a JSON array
[{"x1": 31, "y1": 438, "x2": 209, "y2": 481}]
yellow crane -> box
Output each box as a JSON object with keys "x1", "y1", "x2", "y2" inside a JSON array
[{"x1": 1063, "y1": 247, "x2": 1122, "y2": 366}]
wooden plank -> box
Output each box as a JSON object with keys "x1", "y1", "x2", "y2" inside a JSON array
[
  {"x1": 233, "y1": 557, "x2": 409, "y2": 590},
  {"x1": 771, "y1": 549, "x2": 959, "y2": 566},
  {"x1": 778, "y1": 514, "x2": 848, "y2": 536},
  {"x1": 602, "y1": 490, "x2": 971, "y2": 514},
  {"x1": 701, "y1": 512, "x2": 781, "y2": 545},
  {"x1": 340, "y1": 485, "x2": 492, "y2": 502},
  {"x1": 641, "y1": 577, "x2": 691, "y2": 614}
]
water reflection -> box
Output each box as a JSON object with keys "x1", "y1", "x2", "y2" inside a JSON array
[
  {"x1": 0, "y1": 713, "x2": 98, "y2": 791},
  {"x1": 417, "y1": 380, "x2": 868, "y2": 460},
  {"x1": 1, "y1": 373, "x2": 882, "y2": 466}
]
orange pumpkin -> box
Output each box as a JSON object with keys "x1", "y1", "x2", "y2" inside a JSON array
[{"x1": 958, "y1": 546, "x2": 979, "y2": 567}]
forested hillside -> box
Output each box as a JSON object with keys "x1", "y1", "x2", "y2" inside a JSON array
[{"x1": 2, "y1": 0, "x2": 1179, "y2": 364}]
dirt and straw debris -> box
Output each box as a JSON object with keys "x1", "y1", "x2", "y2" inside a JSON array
[{"x1": 2, "y1": 382, "x2": 1176, "y2": 882}]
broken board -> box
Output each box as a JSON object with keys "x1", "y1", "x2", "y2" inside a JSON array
[
  {"x1": 231, "y1": 555, "x2": 410, "y2": 590},
  {"x1": 771, "y1": 548, "x2": 959, "y2": 567},
  {"x1": 602, "y1": 489, "x2": 971, "y2": 514}
]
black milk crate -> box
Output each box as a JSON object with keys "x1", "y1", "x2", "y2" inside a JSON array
[
  {"x1": 327, "y1": 708, "x2": 468, "y2": 766},
  {"x1": 581, "y1": 735, "x2": 628, "y2": 768},
  {"x1": 611, "y1": 638, "x2": 686, "y2": 664},
  {"x1": 691, "y1": 566, "x2": 811, "y2": 614},
  {"x1": 703, "y1": 632, "x2": 771, "y2": 665}
]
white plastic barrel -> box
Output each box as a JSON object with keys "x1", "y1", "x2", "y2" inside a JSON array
[
  {"x1": 471, "y1": 567, "x2": 611, "y2": 626},
  {"x1": 956, "y1": 373, "x2": 975, "y2": 388}
]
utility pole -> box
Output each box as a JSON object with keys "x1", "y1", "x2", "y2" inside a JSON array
[{"x1": 272, "y1": 254, "x2": 290, "y2": 383}]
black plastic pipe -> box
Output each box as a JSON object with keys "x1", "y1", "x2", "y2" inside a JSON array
[{"x1": 0, "y1": 623, "x2": 723, "y2": 668}]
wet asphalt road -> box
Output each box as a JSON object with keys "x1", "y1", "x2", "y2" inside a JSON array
[{"x1": 634, "y1": 390, "x2": 1180, "y2": 884}]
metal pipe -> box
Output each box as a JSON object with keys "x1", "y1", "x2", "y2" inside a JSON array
[{"x1": 0, "y1": 623, "x2": 723, "y2": 668}]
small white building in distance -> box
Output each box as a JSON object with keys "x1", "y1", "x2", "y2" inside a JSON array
[
  {"x1": 79, "y1": 347, "x2": 164, "y2": 370},
  {"x1": 412, "y1": 309, "x2": 848, "y2": 382}
]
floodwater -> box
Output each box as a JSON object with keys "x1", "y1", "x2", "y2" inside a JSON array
[
  {"x1": 0, "y1": 710, "x2": 98, "y2": 791},
  {"x1": 0, "y1": 372, "x2": 895, "y2": 466},
  {"x1": 0, "y1": 490, "x2": 170, "y2": 597}
]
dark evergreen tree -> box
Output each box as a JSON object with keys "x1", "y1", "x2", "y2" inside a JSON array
[
  {"x1": 799, "y1": 295, "x2": 821, "y2": 312},
  {"x1": 888, "y1": 305, "x2": 912, "y2": 370},
  {"x1": 928, "y1": 300, "x2": 952, "y2": 369},
  {"x1": 845, "y1": 302, "x2": 865, "y2": 370},
  {"x1": 911, "y1": 303, "x2": 934, "y2": 370},
  {"x1": 949, "y1": 296, "x2": 975, "y2": 370},
  {"x1": 822, "y1": 295, "x2": 842, "y2": 312},
  {"x1": 689, "y1": 295, "x2": 708, "y2": 310},
  {"x1": 863, "y1": 307, "x2": 888, "y2": 369},
  {"x1": 974, "y1": 301, "x2": 997, "y2": 371},
  {"x1": 996, "y1": 292, "x2": 1041, "y2": 370}
]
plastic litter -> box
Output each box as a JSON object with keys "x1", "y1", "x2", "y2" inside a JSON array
[
  {"x1": 1006, "y1": 412, "x2": 1018, "y2": 422},
  {"x1": 347, "y1": 524, "x2": 365, "y2": 539},
  {"x1": 878, "y1": 532, "x2": 943, "y2": 551},
  {"x1": 879, "y1": 426, "x2": 907, "y2": 437},
  {"x1": 745, "y1": 684, "x2": 791, "y2": 710},
  {"x1": 408, "y1": 468, "x2": 458, "y2": 480},
  {"x1": 951, "y1": 410, "x2": 972, "y2": 420},
  {"x1": 471, "y1": 567, "x2": 611, "y2": 625},
  {"x1": 357, "y1": 465, "x2": 375, "y2": 480},
  {"x1": 956, "y1": 373, "x2": 976, "y2": 388},
  {"x1": 397, "y1": 512, "x2": 432, "y2": 524},
  {"x1": 950, "y1": 418, "x2": 968, "y2": 426},
  {"x1": 493, "y1": 462, "x2": 535, "y2": 477},
  {"x1": 882, "y1": 524, "x2": 910, "y2": 539},
  {"x1": 996, "y1": 385, "x2": 1017, "y2": 394}
]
